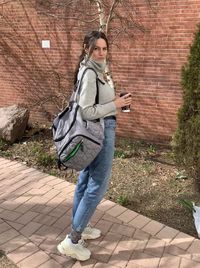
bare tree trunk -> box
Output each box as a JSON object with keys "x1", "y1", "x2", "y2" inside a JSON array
[
  {"x1": 94, "y1": 0, "x2": 106, "y2": 31},
  {"x1": 94, "y1": 0, "x2": 115, "y2": 89}
]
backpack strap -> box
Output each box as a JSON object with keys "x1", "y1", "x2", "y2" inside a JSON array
[{"x1": 75, "y1": 67, "x2": 100, "y2": 104}]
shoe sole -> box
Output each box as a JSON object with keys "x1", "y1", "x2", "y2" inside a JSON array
[
  {"x1": 57, "y1": 243, "x2": 90, "y2": 261},
  {"x1": 82, "y1": 232, "x2": 101, "y2": 240}
]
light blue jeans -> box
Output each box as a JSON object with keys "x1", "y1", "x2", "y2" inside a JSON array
[{"x1": 71, "y1": 118, "x2": 116, "y2": 235}]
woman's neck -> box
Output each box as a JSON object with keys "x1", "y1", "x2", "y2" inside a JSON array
[{"x1": 82, "y1": 57, "x2": 106, "y2": 73}]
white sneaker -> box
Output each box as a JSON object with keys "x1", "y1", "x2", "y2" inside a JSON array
[
  {"x1": 82, "y1": 224, "x2": 101, "y2": 240},
  {"x1": 57, "y1": 235, "x2": 91, "y2": 261}
]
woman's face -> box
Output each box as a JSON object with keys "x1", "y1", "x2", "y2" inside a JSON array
[{"x1": 90, "y1": 38, "x2": 108, "y2": 63}]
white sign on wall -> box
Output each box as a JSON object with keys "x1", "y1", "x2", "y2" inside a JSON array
[{"x1": 42, "y1": 40, "x2": 50, "y2": 48}]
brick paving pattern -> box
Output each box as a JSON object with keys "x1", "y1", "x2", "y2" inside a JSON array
[{"x1": 1, "y1": 157, "x2": 200, "y2": 267}]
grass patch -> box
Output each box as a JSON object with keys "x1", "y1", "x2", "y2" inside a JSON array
[{"x1": 36, "y1": 153, "x2": 57, "y2": 167}]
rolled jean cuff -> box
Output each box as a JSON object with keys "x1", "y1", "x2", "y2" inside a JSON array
[{"x1": 69, "y1": 228, "x2": 82, "y2": 244}]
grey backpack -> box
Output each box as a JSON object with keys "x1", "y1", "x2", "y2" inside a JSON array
[{"x1": 52, "y1": 67, "x2": 104, "y2": 171}]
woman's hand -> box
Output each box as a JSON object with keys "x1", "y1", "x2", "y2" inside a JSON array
[{"x1": 114, "y1": 93, "x2": 132, "y2": 109}]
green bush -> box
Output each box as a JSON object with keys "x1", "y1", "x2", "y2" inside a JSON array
[
  {"x1": 173, "y1": 23, "x2": 200, "y2": 183},
  {"x1": 146, "y1": 144, "x2": 156, "y2": 155},
  {"x1": 117, "y1": 194, "x2": 129, "y2": 206},
  {"x1": 0, "y1": 139, "x2": 8, "y2": 151},
  {"x1": 114, "y1": 149, "x2": 127, "y2": 159}
]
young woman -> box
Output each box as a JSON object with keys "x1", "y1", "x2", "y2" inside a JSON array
[{"x1": 57, "y1": 30, "x2": 132, "y2": 261}]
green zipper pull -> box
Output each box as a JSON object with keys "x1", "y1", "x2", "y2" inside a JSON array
[{"x1": 65, "y1": 140, "x2": 83, "y2": 161}]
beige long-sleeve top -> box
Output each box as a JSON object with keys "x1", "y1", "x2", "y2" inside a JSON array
[{"x1": 77, "y1": 58, "x2": 116, "y2": 121}]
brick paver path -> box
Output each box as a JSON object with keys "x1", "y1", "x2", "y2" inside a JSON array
[{"x1": 1, "y1": 157, "x2": 200, "y2": 267}]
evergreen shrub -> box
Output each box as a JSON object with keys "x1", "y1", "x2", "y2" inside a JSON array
[{"x1": 173, "y1": 23, "x2": 200, "y2": 182}]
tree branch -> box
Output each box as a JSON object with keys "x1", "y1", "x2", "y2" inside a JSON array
[
  {"x1": 38, "y1": 10, "x2": 99, "y2": 23},
  {"x1": 106, "y1": 0, "x2": 120, "y2": 36},
  {"x1": 0, "y1": 0, "x2": 17, "y2": 5}
]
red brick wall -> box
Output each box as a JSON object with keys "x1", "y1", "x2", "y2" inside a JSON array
[{"x1": 0, "y1": 0, "x2": 199, "y2": 144}]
